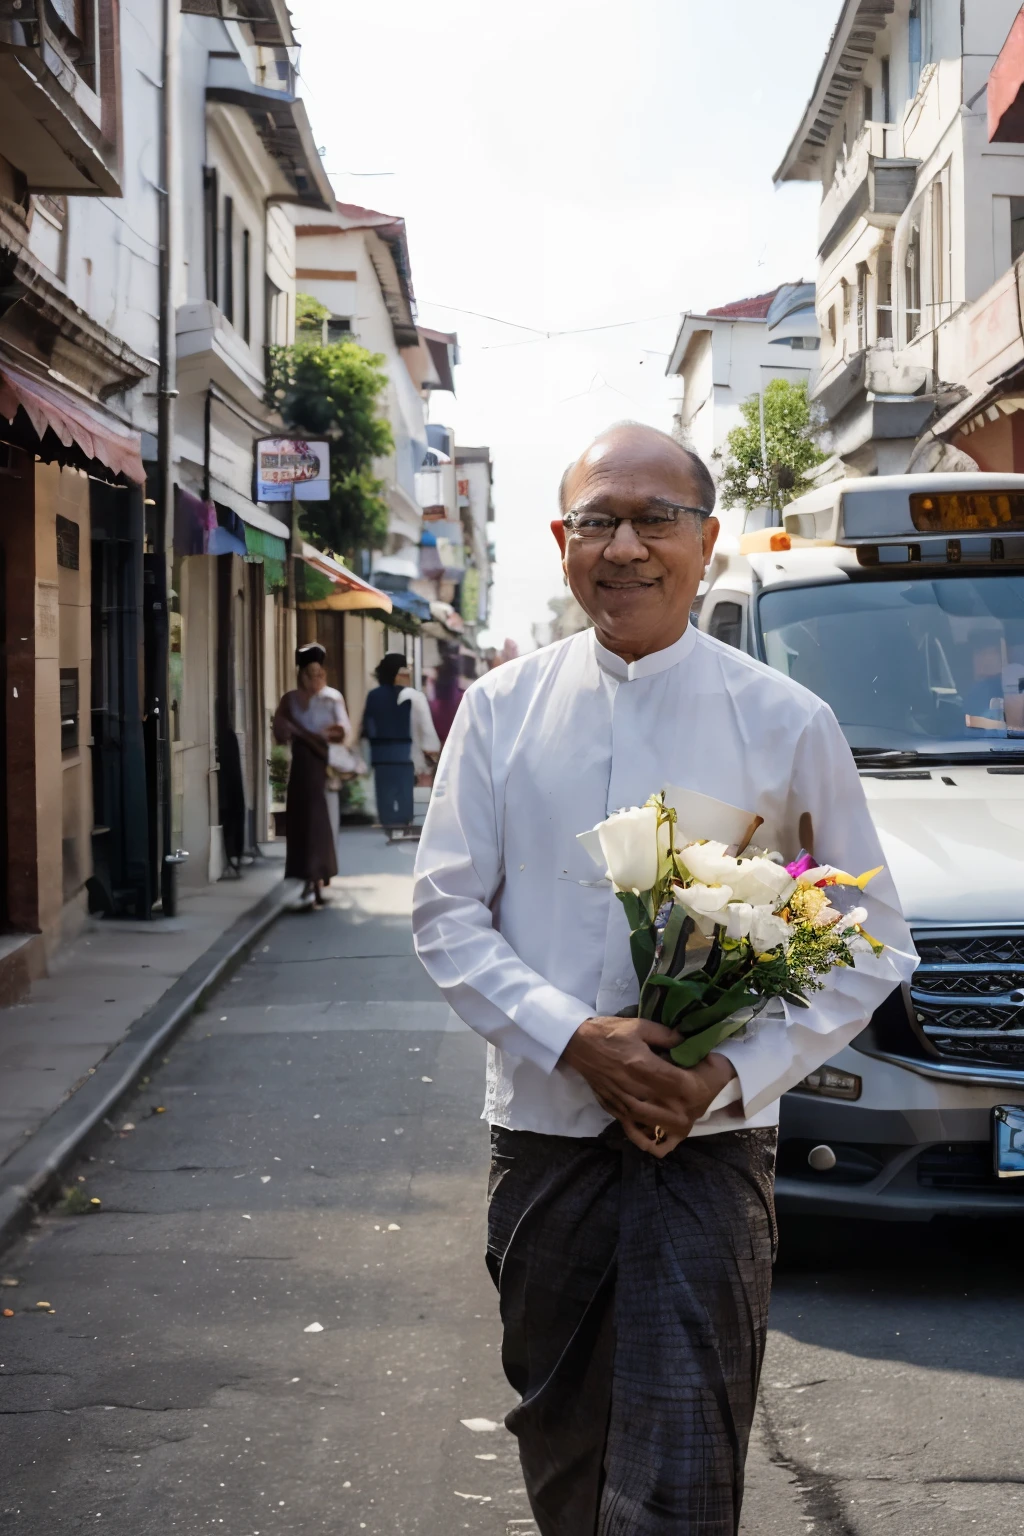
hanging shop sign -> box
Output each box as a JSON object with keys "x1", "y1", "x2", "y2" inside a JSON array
[{"x1": 255, "y1": 437, "x2": 330, "y2": 502}]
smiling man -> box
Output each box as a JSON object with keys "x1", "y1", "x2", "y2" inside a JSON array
[{"x1": 412, "y1": 424, "x2": 913, "y2": 1534}]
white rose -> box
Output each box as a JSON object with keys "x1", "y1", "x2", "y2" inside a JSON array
[
  {"x1": 673, "y1": 881, "x2": 733, "y2": 937},
  {"x1": 723, "y1": 902, "x2": 754, "y2": 940},
  {"x1": 677, "y1": 840, "x2": 739, "y2": 887},
  {"x1": 728, "y1": 856, "x2": 797, "y2": 908},
  {"x1": 577, "y1": 805, "x2": 661, "y2": 893}
]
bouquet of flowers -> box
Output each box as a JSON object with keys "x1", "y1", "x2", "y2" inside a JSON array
[{"x1": 577, "y1": 786, "x2": 885, "y2": 1068}]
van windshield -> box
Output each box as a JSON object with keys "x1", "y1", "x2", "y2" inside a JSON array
[{"x1": 757, "y1": 574, "x2": 1024, "y2": 755}]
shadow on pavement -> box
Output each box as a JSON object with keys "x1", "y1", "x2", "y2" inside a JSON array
[{"x1": 771, "y1": 1214, "x2": 1024, "y2": 1381}]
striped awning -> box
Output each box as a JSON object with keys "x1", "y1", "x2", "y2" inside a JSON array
[
  {"x1": 0, "y1": 359, "x2": 144, "y2": 484},
  {"x1": 297, "y1": 544, "x2": 393, "y2": 613}
]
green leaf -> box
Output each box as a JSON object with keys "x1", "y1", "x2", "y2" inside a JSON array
[
  {"x1": 672, "y1": 979, "x2": 759, "y2": 1041},
  {"x1": 653, "y1": 903, "x2": 688, "y2": 978},
  {"x1": 670, "y1": 1012, "x2": 751, "y2": 1068},
  {"x1": 629, "y1": 926, "x2": 656, "y2": 993},
  {"x1": 642, "y1": 973, "x2": 711, "y2": 1026},
  {"x1": 618, "y1": 889, "x2": 656, "y2": 990}
]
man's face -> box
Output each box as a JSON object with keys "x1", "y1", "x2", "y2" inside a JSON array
[
  {"x1": 396, "y1": 665, "x2": 412, "y2": 688},
  {"x1": 552, "y1": 431, "x2": 719, "y2": 660}
]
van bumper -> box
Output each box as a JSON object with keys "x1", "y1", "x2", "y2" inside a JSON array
[{"x1": 776, "y1": 1086, "x2": 1024, "y2": 1222}]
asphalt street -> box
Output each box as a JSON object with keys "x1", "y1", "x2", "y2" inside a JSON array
[{"x1": 1, "y1": 828, "x2": 1023, "y2": 1534}]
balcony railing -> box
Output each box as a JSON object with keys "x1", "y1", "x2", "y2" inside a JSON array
[
  {"x1": 818, "y1": 122, "x2": 918, "y2": 261},
  {"x1": 0, "y1": 0, "x2": 119, "y2": 195}
]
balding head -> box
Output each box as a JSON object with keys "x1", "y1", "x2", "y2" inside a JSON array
[
  {"x1": 559, "y1": 423, "x2": 716, "y2": 519},
  {"x1": 550, "y1": 420, "x2": 720, "y2": 663}
]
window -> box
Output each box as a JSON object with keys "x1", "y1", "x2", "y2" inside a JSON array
[
  {"x1": 856, "y1": 261, "x2": 868, "y2": 350},
  {"x1": 909, "y1": 0, "x2": 922, "y2": 95},
  {"x1": 827, "y1": 304, "x2": 837, "y2": 345},
  {"x1": 905, "y1": 218, "x2": 922, "y2": 340},
  {"x1": 881, "y1": 57, "x2": 890, "y2": 122},
  {"x1": 49, "y1": 0, "x2": 97, "y2": 88},
  {"x1": 265, "y1": 277, "x2": 285, "y2": 346},
  {"x1": 934, "y1": 178, "x2": 953, "y2": 313},
  {"x1": 863, "y1": 85, "x2": 873, "y2": 125},
  {"x1": 1011, "y1": 198, "x2": 1024, "y2": 265},
  {"x1": 876, "y1": 246, "x2": 893, "y2": 339},
  {"x1": 203, "y1": 167, "x2": 218, "y2": 304},
  {"x1": 56, "y1": 514, "x2": 80, "y2": 570},
  {"x1": 242, "y1": 228, "x2": 251, "y2": 343},
  {"x1": 327, "y1": 316, "x2": 352, "y2": 342},
  {"x1": 758, "y1": 574, "x2": 1024, "y2": 752},
  {"x1": 708, "y1": 601, "x2": 743, "y2": 650},
  {"x1": 223, "y1": 195, "x2": 234, "y2": 323},
  {"x1": 60, "y1": 668, "x2": 79, "y2": 753},
  {"x1": 841, "y1": 279, "x2": 852, "y2": 333}
]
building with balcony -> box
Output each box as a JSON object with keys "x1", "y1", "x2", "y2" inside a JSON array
[
  {"x1": 292, "y1": 203, "x2": 468, "y2": 716},
  {"x1": 0, "y1": 0, "x2": 164, "y2": 976},
  {"x1": 170, "y1": 0, "x2": 334, "y2": 884},
  {"x1": 454, "y1": 445, "x2": 494, "y2": 641},
  {"x1": 777, "y1": 0, "x2": 1024, "y2": 475},
  {"x1": 925, "y1": 7, "x2": 1024, "y2": 469}
]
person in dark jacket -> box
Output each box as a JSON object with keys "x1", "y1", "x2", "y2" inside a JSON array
[{"x1": 360, "y1": 653, "x2": 416, "y2": 832}]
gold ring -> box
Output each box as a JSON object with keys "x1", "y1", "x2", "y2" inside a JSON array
[{"x1": 653, "y1": 1125, "x2": 667, "y2": 1145}]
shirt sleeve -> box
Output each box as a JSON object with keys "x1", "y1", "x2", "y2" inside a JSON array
[
  {"x1": 334, "y1": 692, "x2": 351, "y2": 736},
  {"x1": 714, "y1": 702, "x2": 918, "y2": 1119},
  {"x1": 412, "y1": 691, "x2": 441, "y2": 755},
  {"x1": 412, "y1": 683, "x2": 595, "y2": 1073}
]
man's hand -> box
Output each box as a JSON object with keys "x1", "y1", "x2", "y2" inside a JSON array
[{"x1": 561, "y1": 1016, "x2": 739, "y2": 1158}]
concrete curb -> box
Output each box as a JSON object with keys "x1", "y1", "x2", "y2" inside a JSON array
[{"x1": 0, "y1": 876, "x2": 295, "y2": 1257}]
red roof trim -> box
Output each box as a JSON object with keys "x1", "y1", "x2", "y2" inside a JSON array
[{"x1": 705, "y1": 287, "x2": 782, "y2": 320}]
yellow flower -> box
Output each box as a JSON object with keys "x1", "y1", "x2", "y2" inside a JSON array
[{"x1": 789, "y1": 884, "x2": 829, "y2": 922}]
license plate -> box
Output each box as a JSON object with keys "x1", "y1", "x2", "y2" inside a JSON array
[{"x1": 993, "y1": 1106, "x2": 1024, "y2": 1178}]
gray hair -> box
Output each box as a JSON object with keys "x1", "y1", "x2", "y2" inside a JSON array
[{"x1": 558, "y1": 423, "x2": 716, "y2": 517}]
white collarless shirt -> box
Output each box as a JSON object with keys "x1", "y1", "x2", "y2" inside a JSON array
[{"x1": 412, "y1": 626, "x2": 916, "y2": 1137}]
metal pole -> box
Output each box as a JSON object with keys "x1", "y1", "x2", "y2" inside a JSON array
[
  {"x1": 286, "y1": 478, "x2": 297, "y2": 614},
  {"x1": 155, "y1": 0, "x2": 178, "y2": 912}
]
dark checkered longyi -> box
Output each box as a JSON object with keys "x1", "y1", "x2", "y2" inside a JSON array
[{"x1": 486, "y1": 1123, "x2": 777, "y2": 1536}]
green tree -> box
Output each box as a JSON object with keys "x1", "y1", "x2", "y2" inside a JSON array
[
  {"x1": 267, "y1": 299, "x2": 394, "y2": 558},
  {"x1": 714, "y1": 377, "x2": 826, "y2": 514}
]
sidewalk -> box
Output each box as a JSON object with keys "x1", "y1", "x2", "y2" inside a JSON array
[{"x1": 0, "y1": 847, "x2": 293, "y2": 1248}]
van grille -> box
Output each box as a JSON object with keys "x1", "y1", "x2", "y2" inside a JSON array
[{"x1": 911, "y1": 929, "x2": 1024, "y2": 1068}]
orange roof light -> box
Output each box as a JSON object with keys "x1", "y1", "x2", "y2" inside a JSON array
[{"x1": 769, "y1": 531, "x2": 792, "y2": 551}]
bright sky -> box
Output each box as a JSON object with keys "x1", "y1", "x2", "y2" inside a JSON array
[{"x1": 296, "y1": 0, "x2": 837, "y2": 651}]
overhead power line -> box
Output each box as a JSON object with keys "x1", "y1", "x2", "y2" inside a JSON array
[{"x1": 420, "y1": 300, "x2": 679, "y2": 345}]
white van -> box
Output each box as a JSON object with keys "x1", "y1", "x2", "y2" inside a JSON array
[{"x1": 701, "y1": 473, "x2": 1024, "y2": 1219}]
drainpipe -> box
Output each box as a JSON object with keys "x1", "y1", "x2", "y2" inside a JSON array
[{"x1": 155, "y1": 0, "x2": 178, "y2": 913}]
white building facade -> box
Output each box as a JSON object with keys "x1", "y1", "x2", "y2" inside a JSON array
[
  {"x1": 171, "y1": 0, "x2": 334, "y2": 884},
  {"x1": 778, "y1": 0, "x2": 1024, "y2": 475},
  {"x1": 667, "y1": 284, "x2": 818, "y2": 514}
]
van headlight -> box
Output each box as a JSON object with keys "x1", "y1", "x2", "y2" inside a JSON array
[{"x1": 794, "y1": 1066, "x2": 861, "y2": 1101}]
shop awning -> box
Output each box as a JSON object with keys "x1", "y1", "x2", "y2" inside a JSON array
[
  {"x1": 297, "y1": 543, "x2": 393, "y2": 613},
  {"x1": 932, "y1": 363, "x2": 1024, "y2": 441},
  {"x1": 387, "y1": 589, "x2": 432, "y2": 621},
  {"x1": 0, "y1": 359, "x2": 145, "y2": 484}
]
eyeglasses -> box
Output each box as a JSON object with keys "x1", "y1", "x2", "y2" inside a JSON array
[{"x1": 561, "y1": 502, "x2": 710, "y2": 541}]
